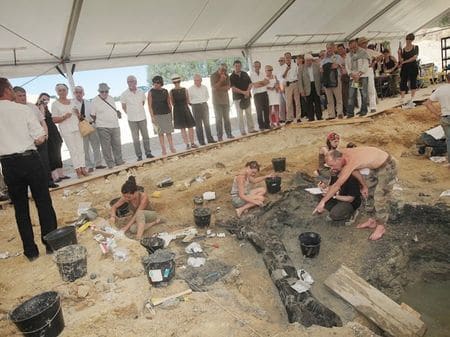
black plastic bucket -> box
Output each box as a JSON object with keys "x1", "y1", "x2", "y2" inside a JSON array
[
  {"x1": 109, "y1": 198, "x2": 130, "y2": 217},
  {"x1": 9, "y1": 291, "x2": 64, "y2": 337},
  {"x1": 265, "y1": 176, "x2": 282, "y2": 194},
  {"x1": 272, "y1": 157, "x2": 286, "y2": 172},
  {"x1": 44, "y1": 226, "x2": 77, "y2": 252},
  {"x1": 299, "y1": 232, "x2": 321, "y2": 258},
  {"x1": 55, "y1": 245, "x2": 87, "y2": 282},
  {"x1": 140, "y1": 237, "x2": 165, "y2": 254},
  {"x1": 193, "y1": 207, "x2": 211, "y2": 227},
  {"x1": 142, "y1": 249, "x2": 175, "y2": 287}
]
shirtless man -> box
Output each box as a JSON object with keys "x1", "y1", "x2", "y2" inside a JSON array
[{"x1": 313, "y1": 147, "x2": 397, "y2": 240}]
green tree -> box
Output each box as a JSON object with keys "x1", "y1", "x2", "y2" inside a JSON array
[{"x1": 146, "y1": 57, "x2": 248, "y2": 86}]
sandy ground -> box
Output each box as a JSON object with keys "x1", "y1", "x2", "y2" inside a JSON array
[{"x1": 0, "y1": 96, "x2": 449, "y2": 336}]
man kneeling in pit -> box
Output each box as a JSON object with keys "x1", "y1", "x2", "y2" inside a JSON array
[
  {"x1": 313, "y1": 147, "x2": 397, "y2": 240},
  {"x1": 319, "y1": 169, "x2": 362, "y2": 222}
]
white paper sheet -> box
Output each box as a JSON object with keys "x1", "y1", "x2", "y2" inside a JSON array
[{"x1": 305, "y1": 187, "x2": 323, "y2": 195}]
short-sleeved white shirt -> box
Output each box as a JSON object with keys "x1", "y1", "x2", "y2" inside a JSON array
[
  {"x1": 250, "y1": 71, "x2": 268, "y2": 94},
  {"x1": 188, "y1": 84, "x2": 209, "y2": 104},
  {"x1": 91, "y1": 95, "x2": 120, "y2": 128},
  {"x1": 120, "y1": 88, "x2": 146, "y2": 121},
  {"x1": 72, "y1": 99, "x2": 94, "y2": 123},
  {"x1": 280, "y1": 63, "x2": 298, "y2": 82},
  {"x1": 0, "y1": 101, "x2": 44, "y2": 155},
  {"x1": 51, "y1": 100, "x2": 79, "y2": 134},
  {"x1": 430, "y1": 83, "x2": 450, "y2": 117}
]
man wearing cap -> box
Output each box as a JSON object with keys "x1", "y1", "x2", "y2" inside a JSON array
[
  {"x1": 0, "y1": 77, "x2": 58, "y2": 261},
  {"x1": 210, "y1": 63, "x2": 234, "y2": 141},
  {"x1": 250, "y1": 61, "x2": 270, "y2": 130},
  {"x1": 120, "y1": 75, "x2": 154, "y2": 161},
  {"x1": 299, "y1": 54, "x2": 322, "y2": 121},
  {"x1": 346, "y1": 39, "x2": 370, "y2": 117},
  {"x1": 91, "y1": 83, "x2": 124, "y2": 169},
  {"x1": 230, "y1": 60, "x2": 256, "y2": 135},
  {"x1": 73, "y1": 86, "x2": 106, "y2": 172},
  {"x1": 188, "y1": 74, "x2": 216, "y2": 146},
  {"x1": 281, "y1": 52, "x2": 301, "y2": 123}
]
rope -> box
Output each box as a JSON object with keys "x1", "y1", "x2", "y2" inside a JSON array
[
  {"x1": 19, "y1": 302, "x2": 62, "y2": 335},
  {"x1": 19, "y1": 63, "x2": 62, "y2": 87},
  {"x1": 0, "y1": 23, "x2": 60, "y2": 60},
  {"x1": 186, "y1": 281, "x2": 265, "y2": 337}
]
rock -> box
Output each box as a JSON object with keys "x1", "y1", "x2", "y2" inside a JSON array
[
  {"x1": 77, "y1": 285, "x2": 90, "y2": 298},
  {"x1": 107, "y1": 276, "x2": 115, "y2": 283},
  {"x1": 89, "y1": 273, "x2": 97, "y2": 280},
  {"x1": 215, "y1": 162, "x2": 226, "y2": 169}
]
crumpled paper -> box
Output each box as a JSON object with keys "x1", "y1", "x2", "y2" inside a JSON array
[
  {"x1": 185, "y1": 242, "x2": 203, "y2": 254},
  {"x1": 290, "y1": 269, "x2": 315, "y2": 293},
  {"x1": 187, "y1": 257, "x2": 206, "y2": 267}
]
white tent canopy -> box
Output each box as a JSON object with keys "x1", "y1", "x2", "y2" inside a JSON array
[{"x1": 1, "y1": 0, "x2": 448, "y2": 78}]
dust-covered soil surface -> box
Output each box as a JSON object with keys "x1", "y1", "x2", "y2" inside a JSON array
[{"x1": 0, "y1": 104, "x2": 449, "y2": 337}]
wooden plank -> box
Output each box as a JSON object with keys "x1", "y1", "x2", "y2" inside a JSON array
[
  {"x1": 401, "y1": 302, "x2": 422, "y2": 319},
  {"x1": 151, "y1": 289, "x2": 192, "y2": 306},
  {"x1": 325, "y1": 265, "x2": 426, "y2": 337},
  {"x1": 290, "y1": 118, "x2": 372, "y2": 129},
  {"x1": 49, "y1": 126, "x2": 279, "y2": 193}
]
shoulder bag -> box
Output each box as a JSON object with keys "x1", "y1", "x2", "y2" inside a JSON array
[
  {"x1": 78, "y1": 119, "x2": 95, "y2": 137},
  {"x1": 100, "y1": 96, "x2": 122, "y2": 119}
]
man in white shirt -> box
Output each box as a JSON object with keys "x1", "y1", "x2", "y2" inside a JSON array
[
  {"x1": 250, "y1": 61, "x2": 270, "y2": 130},
  {"x1": 337, "y1": 44, "x2": 350, "y2": 116},
  {"x1": 276, "y1": 56, "x2": 287, "y2": 122},
  {"x1": 73, "y1": 86, "x2": 106, "y2": 172},
  {"x1": 424, "y1": 73, "x2": 450, "y2": 165},
  {"x1": 0, "y1": 77, "x2": 58, "y2": 261},
  {"x1": 188, "y1": 74, "x2": 216, "y2": 146},
  {"x1": 13, "y1": 86, "x2": 58, "y2": 188},
  {"x1": 346, "y1": 39, "x2": 370, "y2": 117},
  {"x1": 359, "y1": 38, "x2": 382, "y2": 113},
  {"x1": 281, "y1": 52, "x2": 301, "y2": 123},
  {"x1": 91, "y1": 83, "x2": 124, "y2": 169},
  {"x1": 120, "y1": 75, "x2": 153, "y2": 161}
]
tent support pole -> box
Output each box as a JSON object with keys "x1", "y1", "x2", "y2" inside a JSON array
[
  {"x1": 345, "y1": 0, "x2": 401, "y2": 41},
  {"x1": 245, "y1": 0, "x2": 296, "y2": 48},
  {"x1": 62, "y1": 62, "x2": 76, "y2": 93}
]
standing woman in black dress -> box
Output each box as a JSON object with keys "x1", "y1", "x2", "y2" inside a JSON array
[
  {"x1": 170, "y1": 74, "x2": 197, "y2": 150},
  {"x1": 398, "y1": 33, "x2": 419, "y2": 108},
  {"x1": 36, "y1": 93, "x2": 68, "y2": 182}
]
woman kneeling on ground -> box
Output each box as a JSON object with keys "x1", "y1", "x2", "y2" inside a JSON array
[
  {"x1": 231, "y1": 161, "x2": 272, "y2": 217},
  {"x1": 110, "y1": 176, "x2": 162, "y2": 239}
]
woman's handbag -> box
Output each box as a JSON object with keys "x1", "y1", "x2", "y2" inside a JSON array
[{"x1": 78, "y1": 119, "x2": 95, "y2": 137}]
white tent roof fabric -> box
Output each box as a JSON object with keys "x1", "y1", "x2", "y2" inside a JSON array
[{"x1": 1, "y1": 0, "x2": 448, "y2": 78}]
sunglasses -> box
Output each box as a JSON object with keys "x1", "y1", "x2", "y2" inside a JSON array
[{"x1": 99, "y1": 90, "x2": 109, "y2": 93}]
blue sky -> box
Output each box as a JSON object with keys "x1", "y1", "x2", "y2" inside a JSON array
[{"x1": 10, "y1": 65, "x2": 149, "y2": 100}]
